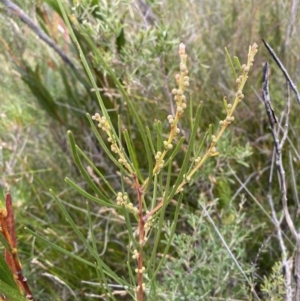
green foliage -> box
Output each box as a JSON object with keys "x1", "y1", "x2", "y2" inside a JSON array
[
  {"x1": 156, "y1": 199, "x2": 255, "y2": 300},
  {"x1": 260, "y1": 261, "x2": 286, "y2": 301},
  {"x1": 0, "y1": 256, "x2": 19, "y2": 292},
  {"x1": 1, "y1": 0, "x2": 300, "y2": 300}
]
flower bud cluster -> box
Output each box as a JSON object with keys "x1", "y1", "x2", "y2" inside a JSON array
[
  {"x1": 135, "y1": 266, "x2": 146, "y2": 274},
  {"x1": 210, "y1": 146, "x2": 217, "y2": 154},
  {"x1": 163, "y1": 140, "x2": 173, "y2": 150},
  {"x1": 135, "y1": 283, "x2": 146, "y2": 292},
  {"x1": 144, "y1": 216, "x2": 154, "y2": 231},
  {"x1": 116, "y1": 192, "x2": 138, "y2": 214},
  {"x1": 194, "y1": 156, "x2": 201, "y2": 164},
  {"x1": 236, "y1": 76, "x2": 242, "y2": 85},
  {"x1": 92, "y1": 113, "x2": 134, "y2": 174},
  {"x1": 167, "y1": 115, "x2": 174, "y2": 124},
  {"x1": 152, "y1": 43, "x2": 189, "y2": 176},
  {"x1": 235, "y1": 44, "x2": 258, "y2": 98},
  {"x1": 183, "y1": 174, "x2": 191, "y2": 182},
  {"x1": 236, "y1": 90, "x2": 244, "y2": 100},
  {"x1": 219, "y1": 115, "x2": 235, "y2": 126},
  {"x1": 154, "y1": 151, "x2": 165, "y2": 170},
  {"x1": 172, "y1": 43, "x2": 190, "y2": 117},
  {"x1": 132, "y1": 249, "x2": 139, "y2": 259},
  {"x1": 92, "y1": 113, "x2": 110, "y2": 131},
  {"x1": 248, "y1": 43, "x2": 258, "y2": 66}
]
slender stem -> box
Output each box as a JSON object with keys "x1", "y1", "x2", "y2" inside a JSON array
[{"x1": 133, "y1": 175, "x2": 144, "y2": 301}]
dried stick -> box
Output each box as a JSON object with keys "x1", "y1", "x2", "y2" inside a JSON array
[
  {"x1": 262, "y1": 39, "x2": 300, "y2": 104},
  {"x1": 262, "y1": 62, "x2": 296, "y2": 237},
  {"x1": 262, "y1": 62, "x2": 300, "y2": 301},
  {"x1": 268, "y1": 150, "x2": 292, "y2": 301},
  {"x1": 0, "y1": 0, "x2": 76, "y2": 70}
]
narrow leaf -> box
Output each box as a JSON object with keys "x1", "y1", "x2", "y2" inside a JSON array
[
  {"x1": 49, "y1": 190, "x2": 128, "y2": 286},
  {"x1": 0, "y1": 280, "x2": 28, "y2": 301},
  {"x1": 65, "y1": 177, "x2": 119, "y2": 209},
  {"x1": 225, "y1": 47, "x2": 237, "y2": 79},
  {"x1": 234, "y1": 56, "x2": 242, "y2": 72},
  {"x1": 68, "y1": 131, "x2": 111, "y2": 202},
  {"x1": 123, "y1": 129, "x2": 143, "y2": 181},
  {"x1": 0, "y1": 256, "x2": 19, "y2": 291}
]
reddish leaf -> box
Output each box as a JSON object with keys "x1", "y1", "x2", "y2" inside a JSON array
[{"x1": 4, "y1": 193, "x2": 17, "y2": 274}]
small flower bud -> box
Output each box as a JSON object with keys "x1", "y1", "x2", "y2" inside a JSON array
[
  {"x1": 252, "y1": 43, "x2": 258, "y2": 50},
  {"x1": 180, "y1": 64, "x2": 187, "y2": 72},
  {"x1": 177, "y1": 89, "x2": 183, "y2": 96},
  {"x1": 195, "y1": 157, "x2": 201, "y2": 163},
  {"x1": 171, "y1": 89, "x2": 177, "y2": 95},
  {"x1": 179, "y1": 43, "x2": 186, "y2": 55},
  {"x1": 236, "y1": 90, "x2": 242, "y2": 97},
  {"x1": 177, "y1": 106, "x2": 183, "y2": 113}
]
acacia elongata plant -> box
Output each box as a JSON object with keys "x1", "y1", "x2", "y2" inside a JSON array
[{"x1": 72, "y1": 42, "x2": 258, "y2": 300}]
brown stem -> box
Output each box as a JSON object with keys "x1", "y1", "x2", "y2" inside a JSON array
[
  {"x1": 143, "y1": 201, "x2": 164, "y2": 223},
  {"x1": 133, "y1": 175, "x2": 144, "y2": 301}
]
